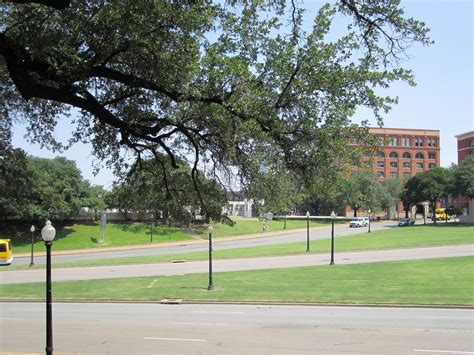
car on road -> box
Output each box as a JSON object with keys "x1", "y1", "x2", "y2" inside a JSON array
[
  {"x1": 0, "y1": 239, "x2": 13, "y2": 265},
  {"x1": 398, "y1": 218, "x2": 415, "y2": 227},
  {"x1": 349, "y1": 217, "x2": 368, "y2": 228}
]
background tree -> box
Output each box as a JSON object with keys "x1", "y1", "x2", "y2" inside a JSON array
[
  {"x1": 81, "y1": 184, "x2": 108, "y2": 220},
  {"x1": 404, "y1": 167, "x2": 451, "y2": 224},
  {"x1": 1, "y1": 0, "x2": 432, "y2": 212},
  {"x1": 0, "y1": 148, "x2": 32, "y2": 220},
  {"x1": 449, "y1": 156, "x2": 474, "y2": 198},
  {"x1": 246, "y1": 164, "x2": 303, "y2": 216},
  {"x1": 344, "y1": 170, "x2": 386, "y2": 216},
  {"x1": 108, "y1": 158, "x2": 227, "y2": 225}
]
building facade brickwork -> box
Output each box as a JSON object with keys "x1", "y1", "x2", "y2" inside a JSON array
[
  {"x1": 456, "y1": 131, "x2": 474, "y2": 163},
  {"x1": 360, "y1": 127, "x2": 441, "y2": 179}
]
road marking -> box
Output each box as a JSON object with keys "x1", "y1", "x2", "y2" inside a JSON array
[
  {"x1": 192, "y1": 311, "x2": 244, "y2": 314},
  {"x1": 144, "y1": 337, "x2": 206, "y2": 342},
  {"x1": 0, "y1": 317, "x2": 24, "y2": 320},
  {"x1": 172, "y1": 321, "x2": 228, "y2": 326},
  {"x1": 416, "y1": 316, "x2": 473, "y2": 319},
  {"x1": 414, "y1": 350, "x2": 474, "y2": 354},
  {"x1": 413, "y1": 329, "x2": 473, "y2": 333}
]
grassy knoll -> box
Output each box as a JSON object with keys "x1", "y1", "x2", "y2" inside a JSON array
[
  {"x1": 2, "y1": 219, "x2": 328, "y2": 253},
  {"x1": 1, "y1": 257, "x2": 472, "y2": 306},
  {"x1": 3, "y1": 222, "x2": 193, "y2": 253}
]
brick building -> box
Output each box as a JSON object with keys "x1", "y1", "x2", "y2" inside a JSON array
[
  {"x1": 455, "y1": 130, "x2": 474, "y2": 223},
  {"x1": 348, "y1": 127, "x2": 441, "y2": 218},
  {"x1": 456, "y1": 130, "x2": 474, "y2": 163},
  {"x1": 361, "y1": 127, "x2": 441, "y2": 179}
]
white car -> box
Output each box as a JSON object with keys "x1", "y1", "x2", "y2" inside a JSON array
[{"x1": 349, "y1": 217, "x2": 368, "y2": 228}]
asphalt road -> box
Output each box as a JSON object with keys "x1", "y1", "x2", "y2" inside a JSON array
[
  {"x1": 1, "y1": 302, "x2": 472, "y2": 354},
  {"x1": 13, "y1": 220, "x2": 395, "y2": 265},
  {"x1": 1, "y1": 244, "x2": 472, "y2": 284}
]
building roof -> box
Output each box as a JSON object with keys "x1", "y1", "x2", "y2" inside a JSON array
[
  {"x1": 369, "y1": 127, "x2": 440, "y2": 136},
  {"x1": 455, "y1": 130, "x2": 474, "y2": 140}
]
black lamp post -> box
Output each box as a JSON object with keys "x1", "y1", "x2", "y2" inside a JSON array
[
  {"x1": 330, "y1": 211, "x2": 336, "y2": 265},
  {"x1": 354, "y1": 204, "x2": 358, "y2": 217},
  {"x1": 41, "y1": 220, "x2": 56, "y2": 355},
  {"x1": 207, "y1": 224, "x2": 214, "y2": 291},
  {"x1": 306, "y1": 211, "x2": 310, "y2": 253},
  {"x1": 29, "y1": 225, "x2": 35, "y2": 267},
  {"x1": 368, "y1": 209, "x2": 371, "y2": 233}
]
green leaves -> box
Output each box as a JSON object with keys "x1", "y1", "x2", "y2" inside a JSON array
[{"x1": 1, "y1": 0, "x2": 432, "y2": 198}]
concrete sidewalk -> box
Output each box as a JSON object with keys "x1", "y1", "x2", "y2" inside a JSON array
[{"x1": 1, "y1": 244, "x2": 472, "y2": 285}]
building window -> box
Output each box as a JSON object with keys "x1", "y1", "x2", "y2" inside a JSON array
[
  {"x1": 377, "y1": 151, "x2": 385, "y2": 158},
  {"x1": 403, "y1": 162, "x2": 411, "y2": 169},
  {"x1": 388, "y1": 137, "x2": 398, "y2": 146},
  {"x1": 377, "y1": 161, "x2": 385, "y2": 168},
  {"x1": 415, "y1": 153, "x2": 424, "y2": 160},
  {"x1": 389, "y1": 152, "x2": 398, "y2": 158},
  {"x1": 390, "y1": 172, "x2": 398, "y2": 178},
  {"x1": 402, "y1": 137, "x2": 412, "y2": 147},
  {"x1": 403, "y1": 172, "x2": 411, "y2": 178},
  {"x1": 427, "y1": 138, "x2": 437, "y2": 147},
  {"x1": 470, "y1": 139, "x2": 474, "y2": 147},
  {"x1": 402, "y1": 152, "x2": 411, "y2": 159},
  {"x1": 428, "y1": 152, "x2": 436, "y2": 160},
  {"x1": 363, "y1": 151, "x2": 371, "y2": 158},
  {"x1": 429, "y1": 163, "x2": 436, "y2": 169},
  {"x1": 377, "y1": 171, "x2": 384, "y2": 178},
  {"x1": 364, "y1": 160, "x2": 371, "y2": 167},
  {"x1": 415, "y1": 137, "x2": 424, "y2": 147},
  {"x1": 416, "y1": 162, "x2": 424, "y2": 169},
  {"x1": 390, "y1": 161, "x2": 398, "y2": 168}
]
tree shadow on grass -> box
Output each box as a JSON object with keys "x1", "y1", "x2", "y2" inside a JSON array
[{"x1": 0, "y1": 220, "x2": 79, "y2": 248}]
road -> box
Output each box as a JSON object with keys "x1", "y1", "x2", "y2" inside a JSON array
[
  {"x1": 1, "y1": 244, "x2": 472, "y2": 284},
  {"x1": 1, "y1": 302, "x2": 472, "y2": 354},
  {"x1": 13, "y1": 221, "x2": 394, "y2": 265}
]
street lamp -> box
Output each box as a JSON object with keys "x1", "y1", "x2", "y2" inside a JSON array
[
  {"x1": 330, "y1": 211, "x2": 336, "y2": 265},
  {"x1": 368, "y1": 209, "x2": 371, "y2": 233},
  {"x1": 354, "y1": 204, "x2": 358, "y2": 217},
  {"x1": 41, "y1": 220, "x2": 56, "y2": 355},
  {"x1": 29, "y1": 225, "x2": 35, "y2": 267},
  {"x1": 207, "y1": 224, "x2": 214, "y2": 291},
  {"x1": 306, "y1": 211, "x2": 310, "y2": 253}
]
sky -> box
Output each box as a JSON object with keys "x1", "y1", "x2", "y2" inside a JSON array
[{"x1": 11, "y1": 0, "x2": 473, "y2": 190}]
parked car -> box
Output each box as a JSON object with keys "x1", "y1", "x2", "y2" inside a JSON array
[
  {"x1": 349, "y1": 217, "x2": 368, "y2": 228},
  {"x1": 398, "y1": 218, "x2": 415, "y2": 227}
]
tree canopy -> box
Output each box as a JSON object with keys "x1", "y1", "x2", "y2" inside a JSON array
[
  {"x1": 106, "y1": 157, "x2": 227, "y2": 224},
  {"x1": 0, "y1": 153, "x2": 103, "y2": 221},
  {"x1": 450, "y1": 156, "x2": 474, "y2": 199},
  {"x1": 1, "y1": 0, "x2": 432, "y2": 208}
]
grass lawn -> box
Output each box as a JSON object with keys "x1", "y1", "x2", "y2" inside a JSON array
[
  {"x1": 1, "y1": 219, "x2": 328, "y2": 253},
  {"x1": 9, "y1": 223, "x2": 471, "y2": 270},
  {"x1": 1, "y1": 257, "x2": 472, "y2": 306}
]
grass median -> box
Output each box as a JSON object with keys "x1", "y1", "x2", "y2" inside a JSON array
[
  {"x1": 7, "y1": 224, "x2": 472, "y2": 270},
  {"x1": 1, "y1": 257, "x2": 472, "y2": 306}
]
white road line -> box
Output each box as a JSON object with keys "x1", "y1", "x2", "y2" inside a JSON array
[
  {"x1": 172, "y1": 321, "x2": 228, "y2": 326},
  {"x1": 192, "y1": 311, "x2": 244, "y2": 314},
  {"x1": 413, "y1": 329, "x2": 473, "y2": 333},
  {"x1": 416, "y1": 316, "x2": 474, "y2": 319},
  {"x1": 0, "y1": 317, "x2": 24, "y2": 320},
  {"x1": 414, "y1": 350, "x2": 474, "y2": 354},
  {"x1": 144, "y1": 337, "x2": 206, "y2": 342}
]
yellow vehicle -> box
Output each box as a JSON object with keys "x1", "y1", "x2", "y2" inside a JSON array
[
  {"x1": 434, "y1": 208, "x2": 451, "y2": 221},
  {"x1": 0, "y1": 239, "x2": 13, "y2": 265}
]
